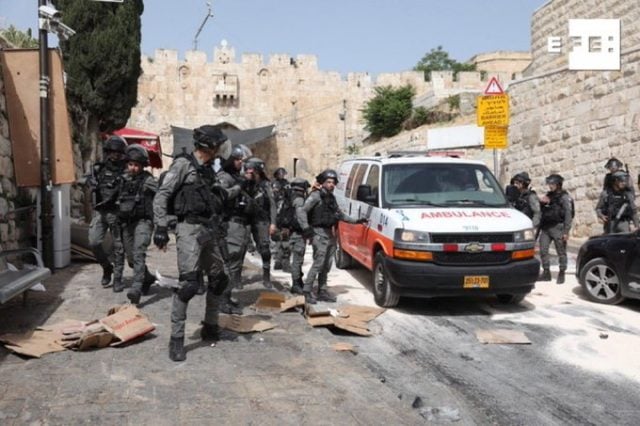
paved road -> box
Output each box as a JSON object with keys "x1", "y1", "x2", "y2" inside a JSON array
[{"x1": 329, "y1": 252, "x2": 640, "y2": 425}]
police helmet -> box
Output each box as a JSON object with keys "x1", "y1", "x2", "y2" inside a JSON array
[
  {"x1": 274, "y1": 167, "x2": 288, "y2": 180},
  {"x1": 230, "y1": 144, "x2": 252, "y2": 160},
  {"x1": 611, "y1": 170, "x2": 628, "y2": 183},
  {"x1": 244, "y1": 157, "x2": 266, "y2": 173},
  {"x1": 125, "y1": 144, "x2": 149, "y2": 167},
  {"x1": 316, "y1": 169, "x2": 339, "y2": 184},
  {"x1": 604, "y1": 157, "x2": 623, "y2": 171},
  {"x1": 103, "y1": 135, "x2": 127, "y2": 154},
  {"x1": 545, "y1": 174, "x2": 564, "y2": 186},
  {"x1": 513, "y1": 172, "x2": 531, "y2": 185},
  {"x1": 193, "y1": 125, "x2": 227, "y2": 150},
  {"x1": 290, "y1": 177, "x2": 310, "y2": 192}
]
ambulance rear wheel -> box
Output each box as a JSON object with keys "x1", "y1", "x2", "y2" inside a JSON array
[
  {"x1": 335, "y1": 237, "x2": 354, "y2": 269},
  {"x1": 373, "y1": 252, "x2": 399, "y2": 307}
]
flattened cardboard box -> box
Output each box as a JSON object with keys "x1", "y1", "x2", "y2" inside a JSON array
[
  {"x1": 219, "y1": 314, "x2": 276, "y2": 333},
  {"x1": 305, "y1": 304, "x2": 385, "y2": 336},
  {"x1": 100, "y1": 305, "x2": 155, "y2": 346},
  {"x1": 254, "y1": 292, "x2": 305, "y2": 312}
]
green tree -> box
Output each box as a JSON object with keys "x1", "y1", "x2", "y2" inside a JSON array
[
  {"x1": 362, "y1": 85, "x2": 415, "y2": 139},
  {"x1": 414, "y1": 46, "x2": 476, "y2": 81},
  {"x1": 53, "y1": 0, "x2": 143, "y2": 143},
  {"x1": 0, "y1": 25, "x2": 38, "y2": 48}
]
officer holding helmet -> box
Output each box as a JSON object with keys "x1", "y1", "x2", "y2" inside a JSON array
[
  {"x1": 88, "y1": 135, "x2": 127, "y2": 289},
  {"x1": 115, "y1": 144, "x2": 158, "y2": 302},
  {"x1": 245, "y1": 157, "x2": 277, "y2": 289},
  {"x1": 539, "y1": 174, "x2": 573, "y2": 284},
  {"x1": 302, "y1": 169, "x2": 367, "y2": 303},
  {"x1": 153, "y1": 125, "x2": 231, "y2": 362},
  {"x1": 596, "y1": 170, "x2": 638, "y2": 234},
  {"x1": 217, "y1": 144, "x2": 253, "y2": 314},
  {"x1": 512, "y1": 172, "x2": 541, "y2": 228}
]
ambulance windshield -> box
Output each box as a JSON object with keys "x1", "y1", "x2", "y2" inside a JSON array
[{"x1": 382, "y1": 163, "x2": 508, "y2": 208}]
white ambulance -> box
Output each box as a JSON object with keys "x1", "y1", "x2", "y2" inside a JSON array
[{"x1": 334, "y1": 153, "x2": 539, "y2": 307}]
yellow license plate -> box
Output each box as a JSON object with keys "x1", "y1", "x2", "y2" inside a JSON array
[{"x1": 464, "y1": 275, "x2": 490, "y2": 289}]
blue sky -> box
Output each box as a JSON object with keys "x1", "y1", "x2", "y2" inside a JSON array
[{"x1": 1, "y1": 0, "x2": 545, "y2": 75}]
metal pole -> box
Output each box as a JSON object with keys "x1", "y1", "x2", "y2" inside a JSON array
[
  {"x1": 39, "y1": 0, "x2": 54, "y2": 270},
  {"x1": 493, "y1": 149, "x2": 499, "y2": 177}
]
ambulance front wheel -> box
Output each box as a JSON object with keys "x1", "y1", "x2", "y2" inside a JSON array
[
  {"x1": 335, "y1": 236, "x2": 354, "y2": 269},
  {"x1": 373, "y1": 252, "x2": 400, "y2": 307}
]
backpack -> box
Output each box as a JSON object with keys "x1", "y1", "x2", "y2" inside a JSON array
[{"x1": 276, "y1": 189, "x2": 298, "y2": 229}]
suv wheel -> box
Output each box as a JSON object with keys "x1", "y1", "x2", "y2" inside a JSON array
[
  {"x1": 373, "y1": 252, "x2": 399, "y2": 307},
  {"x1": 579, "y1": 257, "x2": 624, "y2": 305}
]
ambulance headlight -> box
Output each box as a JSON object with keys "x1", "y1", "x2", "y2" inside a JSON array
[
  {"x1": 514, "y1": 228, "x2": 535, "y2": 242},
  {"x1": 395, "y1": 229, "x2": 430, "y2": 243}
]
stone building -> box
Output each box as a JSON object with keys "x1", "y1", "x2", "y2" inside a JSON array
[
  {"x1": 505, "y1": 0, "x2": 640, "y2": 237},
  {"x1": 128, "y1": 41, "x2": 526, "y2": 179}
]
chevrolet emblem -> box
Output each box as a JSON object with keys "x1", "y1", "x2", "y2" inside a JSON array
[{"x1": 464, "y1": 242, "x2": 484, "y2": 253}]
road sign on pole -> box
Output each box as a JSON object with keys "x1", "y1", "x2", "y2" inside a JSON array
[
  {"x1": 484, "y1": 76, "x2": 504, "y2": 95},
  {"x1": 477, "y1": 95, "x2": 509, "y2": 127},
  {"x1": 484, "y1": 126, "x2": 508, "y2": 149}
]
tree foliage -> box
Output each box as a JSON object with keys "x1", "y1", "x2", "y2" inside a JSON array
[
  {"x1": 362, "y1": 85, "x2": 415, "y2": 139},
  {"x1": 414, "y1": 46, "x2": 476, "y2": 81},
  {"x1": 53, "y1": 0, "x2": 144, "y2": 133},
  {"x1": 0, "y1": 25, "x2": 38, "y2": 48}
]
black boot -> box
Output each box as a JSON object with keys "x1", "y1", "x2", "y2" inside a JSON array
[
  {"x1": 141, "y1": 268, "x2": 155, "y2": 295},
  {"x1": 101, "y1": 264, "x2": 113, "y2": 287},
  {"x1": 274, "y1": 261, "x2": 283, "y2": 270},
  {"x1": 127, "y1": 288, "x2": 141, "y2": 305},
  {"x1": 290, "y1": 279, "x2": 304, "y2": 294},
  {"x1": 317, "y1": 288, "x2": 337, "y2": 303},
  {"x1": 220, "y1": 294, "x2": 243, "y2": 315},
  {"x1": 113, "y1": 279, "x2": 125, "y2": 293},
  {"x1": 556, "y1": 271, "x2": 565, "y2": 285},
  {"x1": 200, "y1": 322, "x2": 220, "y2": 341},
  {"x1": 169, "y1": 337, "x2": 186, "y2": 362},
  {"x1": 303, "y1": 291, "x2": 317, "y2": 305},
  {"x1": 538, "y1": 269, "x2": 551, "y2": 282},
  {"x1": 282, "y1": 262, "x2": 291, "y2": 273},
  {"x1": 263, "y1": 268, "x2": 273, "y2": 289}
]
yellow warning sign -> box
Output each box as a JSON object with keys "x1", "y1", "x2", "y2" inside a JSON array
[
  {"x1": 477, "y1": 95, "x2": 509, "y2": 127},
  {"x1": 484, "y1": 126, "x2": 508, "y2": 149}
]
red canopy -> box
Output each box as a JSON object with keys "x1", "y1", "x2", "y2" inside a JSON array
[{"x1": 113, "y1": 127, "x2": 163, "y2": 169}]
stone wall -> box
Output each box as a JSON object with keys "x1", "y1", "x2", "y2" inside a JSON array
[
  {"x1": 505, "y1": 0, "x2": 640, "y2": 237},
  {"x1": 128, "y1": 42, "x2": 526, "y2": 180}
]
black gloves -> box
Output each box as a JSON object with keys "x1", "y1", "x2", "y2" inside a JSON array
[
  {"x1": 356, "y1": 218, "x2": 369, "y2": 225},
  {"x1": 153, "y1": 226, "x2": 169, "y2": 249}
]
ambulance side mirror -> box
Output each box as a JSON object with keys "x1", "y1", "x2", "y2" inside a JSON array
[{"x1": 356, "y1": 184, "x2": 377, "y2": 205}]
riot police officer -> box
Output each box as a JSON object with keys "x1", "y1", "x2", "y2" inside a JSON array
[
  {"x1": 245, "y1": 157, "x2": 277, "y2": 289},
  {"x1": 272, "y1": 167, "x2": 291, "y2": 271},
  {"x1": 285, "y1": 178, "x2": 311, "y2": 294},
  {"x1": 153, "y1": 125, "x2": 230, "y2": 362},
  {"x1": 217, "y1": 145, "x2": 253, "y2": 315},
  {"x1": 596, "y1": 171, "x2": 639, "y2": 234},
  {"x1": 115, "y1": 144, "x2": 158, "y2": 302},
  {"x1": 302, "y1": 169, "x2": 366, "y2": 304},
  {"x1": 512, "y1": 172, "x2": 541, "y2": 228},
  {"x1": 539, "y1": 174, "x2": 573, "y2": 284},
  {"x1": 88, "y1": 135, "x2": 127, "y2": 289}
]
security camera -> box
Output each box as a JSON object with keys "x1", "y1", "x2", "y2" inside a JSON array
[
  {"x1": 53, "y1": 21, "x2": 76, "y2": 40},
  {"x1": 38, "y1": 5, "x2": 62, "y2": 20}
]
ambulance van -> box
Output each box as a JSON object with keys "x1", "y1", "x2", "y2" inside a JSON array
[{"x1": 334, "y1": 154, "x2": 539, "y2": 307}]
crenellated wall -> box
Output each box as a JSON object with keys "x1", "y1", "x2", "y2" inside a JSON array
[{"x1": 128, "y1": 42, "x2": 525, "y2": 179}]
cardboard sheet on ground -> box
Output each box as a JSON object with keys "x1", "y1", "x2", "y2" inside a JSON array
[
  {"x1": 253, "y1": 292, "x2": 305, "y2": 312},
  {"x1": 219, "y1": 314, "x2": 276, "y2": 333},
  {"x1": 332, "y1": 342, "x2": 358, "y2": 354},
  {"x1": 306, "y1": 304, "x2": 386, "y2": 336},
  {"x1": 100, "y1": 305, "x2": 155, "y2": 346},
  {"x1": 0, "y1": 330, "x2": 67, "y2": 358},
  {"x1": 475, "y1": 329, "x2": 531, "y2": 344}
]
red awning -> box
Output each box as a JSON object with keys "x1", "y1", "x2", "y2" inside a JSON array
[{"x1": 113, "y1": 127, "x2": 163, "y2": 168}]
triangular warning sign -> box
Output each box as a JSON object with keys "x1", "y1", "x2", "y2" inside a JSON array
[{"x1": 484, "y1": 77, "x2": 504, "y2": 95}]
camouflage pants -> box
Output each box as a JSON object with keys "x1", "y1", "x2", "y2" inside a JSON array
[
  {"x1": 88, "y1": 210, "x2": 123, "y2": 272},
  {"x1": 539, "y1": 223, "x2": 568, "y2": 271},
  {"x1": 117, "y1": 219, "x2": 153, "y2": 292},
  {"x1": 171, "y1": 222, "x2": 226, "y2": 339},
  {"x1": 303, "y1": 230, "x2": 336, "y2": 292},
  {"x1": 225, "y1": 219, "x2": 250, "y2": 290},
  {"x1": 289, "y1": 233, "x2": 306, "y2": 282},
  {"x1": 251, "y1": 220, "x2": 271, "y2": 271},
  {"x1": 273, "y1": 236, "x2": 291, "y2": 268}
]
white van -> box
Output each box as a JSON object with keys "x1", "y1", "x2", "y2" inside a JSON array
[{"x1": 334, "y1": 153, "x2": 539, "y2": 307}]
